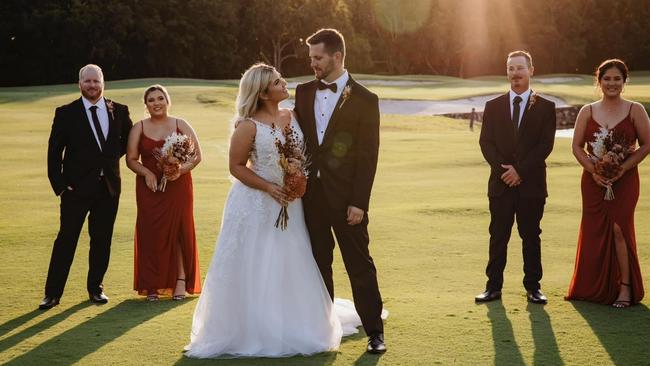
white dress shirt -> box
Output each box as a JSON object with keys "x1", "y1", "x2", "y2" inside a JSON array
[
  {"x1": 82, "y1": 96, "x2": 110, "y2": 151},
  {"x1": 314, "y1": 70, "x2": 349, "y2": 145},
  {"x1": 508, "y1": 88, "x2": 531, "y2": 128}
]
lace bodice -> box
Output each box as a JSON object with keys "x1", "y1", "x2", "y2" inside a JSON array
[{"x1": 248, "y1": 116, "x2": 303, "y2": 185}]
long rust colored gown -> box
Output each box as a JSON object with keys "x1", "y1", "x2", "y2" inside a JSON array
[
  {"x1": 566, "y1": 108, "x2": 644, "y2": 304},
  {"x1": 134, "y1": 123, "x2": 201, "y2": 296}
]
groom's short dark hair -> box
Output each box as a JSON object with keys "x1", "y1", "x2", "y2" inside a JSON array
[{"x1": 306, "y1": 28, "x2": 345, "y2": 57}]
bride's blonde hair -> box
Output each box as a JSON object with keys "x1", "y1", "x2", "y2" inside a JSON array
[{"x1": 233, "y1": 63, "x2": 276, "y2": 126}]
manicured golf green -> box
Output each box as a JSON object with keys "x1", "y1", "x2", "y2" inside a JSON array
[{"x1": 1, "y1": 76, "x2": 648, "y2": 365}]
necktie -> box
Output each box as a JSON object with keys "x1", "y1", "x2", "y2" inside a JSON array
[
  {"x1": 512, "y1": 95, "x2": 522, "y2": 129},
  {"x1": 317, "y1": 81, "x2": 337, "y2": 93},
  {"x1": 89, "y1": 106, "x2": 106, "y2": 151}
]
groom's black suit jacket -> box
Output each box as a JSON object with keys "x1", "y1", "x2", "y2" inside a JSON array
[
  {"x1": 294, "y1": 76, "x2": 380, "y2": 211},
  {"x1": 295, "y1": 74, "x2": 384, "y2": 336},
  {"x1": 48, "y1": 97, "x2": 132, "y2": 197},
  {"x1": 479, "y1": 92, "x2": 556, "y2": 198}
]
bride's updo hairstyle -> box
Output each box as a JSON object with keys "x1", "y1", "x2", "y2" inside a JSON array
[{"x1": 233, "y1": 63, "x2": 276, "y2": 126}]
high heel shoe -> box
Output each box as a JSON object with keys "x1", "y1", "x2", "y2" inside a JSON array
[
  {"x1": 612, "y1": 282, "x2": 632, "y2": 308},
  {"x1": 172, "y1": 278, "x2": 186, "y2": 301}
]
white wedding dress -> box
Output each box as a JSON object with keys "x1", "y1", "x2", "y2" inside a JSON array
[{"x1": 184, "y1": 117, "x2": 362, "y2": 358}]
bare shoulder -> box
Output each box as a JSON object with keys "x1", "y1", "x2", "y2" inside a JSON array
[
  {"x1": 628, "y1": 101, "x2": 650, "y2": 124},
  {"x1": 578, "y1": 103, "x2": 593, "y2": 117},
  {"x1": 130, "y1": 120, "x2": 144, "y2": 135},
  {"x1": 234, "y1": 118, "x2": 256, "y2": 132},
  {"x1": 279, "y1": 108, "x2": 293, "y2": 118},
  {"x1": 630, "y1": 101, "x2": 647, "y2": 114},
  {"x1": 171, "y1": 117, "x2": 191, "y2": 128}
]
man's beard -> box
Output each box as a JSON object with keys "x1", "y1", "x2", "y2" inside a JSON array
[
  {"x1": 82, "y1": 89, "x2": 102, "y2": 100},
  {"x1": 315, "y1": 63, "x2": 333, "y2": 80}
]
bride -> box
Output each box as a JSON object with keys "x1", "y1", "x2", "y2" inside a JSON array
[{"x1": 184, "y1": 63, "x2": 368, "y2": 358}]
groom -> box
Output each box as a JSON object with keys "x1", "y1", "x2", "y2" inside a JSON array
[
  {"x1": 476, "y1": 51, "x2": 556, "y2": 304},
  {"x1": 41, "y1": 64, "x2": 132, "y2": 309},
  {"x1": 294, "y1": 28, "x2": 386, "y2": 353}
]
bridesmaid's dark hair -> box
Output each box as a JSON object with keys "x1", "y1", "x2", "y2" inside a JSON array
[
  {"x1": 596, "y1": 59, "x2": 629, "y2": 83},
  {"x1": 306, "y1": 28, "x2": 345, "y2": 57}
]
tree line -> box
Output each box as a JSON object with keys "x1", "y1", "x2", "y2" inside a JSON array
[{"x1": 1, "y1": 0, "x2": 649, "y2": 86}]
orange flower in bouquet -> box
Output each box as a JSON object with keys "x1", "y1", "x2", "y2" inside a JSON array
[
  {"x1": 152, "y1": 132, "x2": 195, "y2": 192},
  {"x1": 589, "y1": 127, "x2": 635, "y2": 200},
  {"x1": 274, "y1": 125, "x2": 309, "y2": 230}
]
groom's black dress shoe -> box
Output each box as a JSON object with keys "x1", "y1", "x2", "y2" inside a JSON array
[
  {"x1": 367, "y1": 333, "x2": 386, "y2": 354},
  {"x1": 38, "y1": 296, "x2": 60, "y2": 310},
  {"x1": 89, "y1": 292, "x2": 109, "y2": 304},
  {"x1": 475, "y1": 290, "x2": 502, "y2": 303},
  {"x1": 527, "y1": 290, "x2": 547, "y2": 304}
]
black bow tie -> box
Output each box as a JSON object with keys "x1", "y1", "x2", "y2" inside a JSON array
[{"x1": 317, "y1": 81, "x2": 337, "y2": 93}]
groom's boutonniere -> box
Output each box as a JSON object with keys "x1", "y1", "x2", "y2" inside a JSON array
[
  {"x1": 527, "y1": 91, "x2": 537, "y2": 111},
  {"x1": 106, "y1": 100, "x2": 115, "y2": 119},
  {"x1": 339, "y1": 85, "x2": 352, "y2": 109}
]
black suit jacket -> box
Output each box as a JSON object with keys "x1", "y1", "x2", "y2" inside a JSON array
[
  {"x1": 479, "y1": 92, "x2": 556, "y2": 198},
  {"x1": 47, "y1": 97, "x2": 132, "y2": 197},
  {"x1": 294, "y1": 75, "x2": 380, "y2": 211}
]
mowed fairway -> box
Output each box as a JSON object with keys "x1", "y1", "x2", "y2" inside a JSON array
[{"x1": 1, "y1": 76, "x2": 649, "y2": 365}]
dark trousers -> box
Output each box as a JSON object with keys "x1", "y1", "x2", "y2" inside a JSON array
[
  {"x1": 304, "y1": 179, "x2": 384, "y2": 336},
  {"x1": 45, "y1": 177, "x2": 119, "y2": 297},
  {"x1": 485, "y1": 189, "x2": 545, "y2": 292}
]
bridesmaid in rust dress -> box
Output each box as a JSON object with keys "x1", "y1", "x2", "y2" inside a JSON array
[
  {"x1": 566, "y1": 59, "x2": 650, "y2": 308},
  {"x1": 126, "y1": 84, "x2": 202, "y2": 301}
]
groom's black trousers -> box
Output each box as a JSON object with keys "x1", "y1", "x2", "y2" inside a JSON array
[
  {"x1": 304, "y1": 179, "x2": 384, "y2": 336},
  {"x1": 486, "y1": 188, "x2": 545, "y2": 292},
  {"x1": 45, "y1": 177, "x2": 118, "y2": 297}
]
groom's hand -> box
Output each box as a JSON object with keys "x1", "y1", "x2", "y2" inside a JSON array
[
  {"x1": 347, "y1": 206, "x2": 364, "y2": 226},
  {"x1": 500, "y1": 164, "x2": 522, "y2": 187}
]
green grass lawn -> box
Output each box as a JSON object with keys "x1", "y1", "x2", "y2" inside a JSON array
[{"x1": 1, "y1": 77, "x2": 649, "y2": 365}]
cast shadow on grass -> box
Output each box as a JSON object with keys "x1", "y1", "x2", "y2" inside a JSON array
[
  {"x1": 483, "y1": 301, "x2": 526, "y2": 366},
  {"x1": 3, "y1": 299, "x2": 182, "y2": 365},
  {"x1": 0, "y1": 309, "x2": 45, "y2": 338},
  {"x1": 571, "y1": 301, "x2": 650, "y2": 365},
  {"x1": 526, "y1": 303, "x2": 564, "y2": 366},
  {"x1": 0, "y1": 302, "x2": 91, "y2": 353}
]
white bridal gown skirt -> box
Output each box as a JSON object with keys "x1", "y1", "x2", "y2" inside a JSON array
[{"x1": 184, "y1": 182, "x2": 364, "y2": 358}]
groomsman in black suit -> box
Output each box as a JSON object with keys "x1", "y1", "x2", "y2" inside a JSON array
[
  {"x1": 476, "y1": 51, "x2": 556, "y2": 304},
  {"x1": 294, "y1": 29, "x2": 385, "y2": 353},
  {"x1": 40, "y1": 64, "x2": 132, "y2": 309}
]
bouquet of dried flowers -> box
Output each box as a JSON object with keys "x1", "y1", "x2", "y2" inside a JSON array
[
  {"x1": 152, "y1": 132, "x2": 195, "y2": 192},
  {"x1": 273, "y1": 124, "x2": 309, "y2": 230},
  {"x1": 589, "y1": 127, "x2": 634, "y2": 200}
]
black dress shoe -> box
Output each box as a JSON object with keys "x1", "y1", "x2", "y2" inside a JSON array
[
  {"x1": 367, "y1": 333, "x2": 386, "y2": 354},
  {"x1": 475, "y1": 290, "x2": 502, "y2": 303},
  {"x1": 38, "y1": 296, "x2": 60, "y2": 310},
  {"x1": 527, "y1": 290, "x2": 548, "y2": 304},
  {"x1": 89, "y1": 292, "x2": 109, "y2": 304}
]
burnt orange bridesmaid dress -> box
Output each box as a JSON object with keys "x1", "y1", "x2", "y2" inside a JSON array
[
  {"x1": 134, "y1": 122, "x2": 201, "y2": 296},
  {"x1": 566, "y1": 107, "x2": 644, "y2": 305}
]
